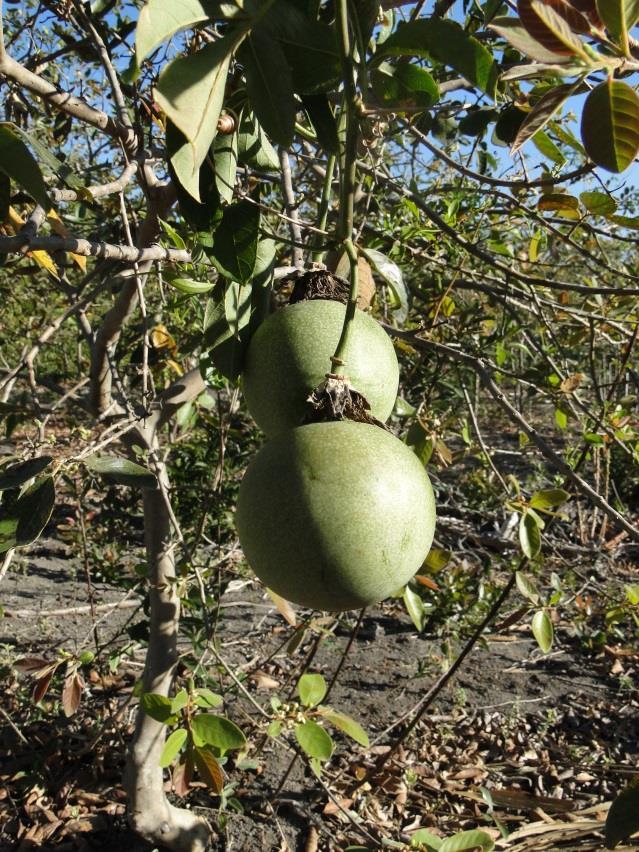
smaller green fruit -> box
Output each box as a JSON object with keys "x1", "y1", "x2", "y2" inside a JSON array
[
  {"x1": 236, "y1": 421, "x2": 436, "y2": 611},
  {"x1": 241, "y1": 300, "x2": 399, "y2": 437}
]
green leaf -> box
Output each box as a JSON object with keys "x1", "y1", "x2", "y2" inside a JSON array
[
  {"x1": 596, "y1": 0, "x2": 639, "y2": 46},
  {"x1": 364, "y1": 248, "x2": 408, "y2": 321},
  {"x1": 531, "y1": 609, "x2": 554, "y2": 653},
  {"x1": 241, "y1": 31, "x2": 296, "y2": 147},
  {"x1": 154, "y1": 36, "x2": 236, "y2": 200},
  {"x1": 439, "y1": 830, "x2": 495, "y2": 852},
  {"x1": 515, "y1": 571, "x2": 540, "y2": 604},
  {"x1": 210, "y1": 200, "x2": 260, "y2": 283},
  {"x1": 170, "y1": 689, "x2": 189, "y2": 715},
  {"x1": 530, "y1": 487, "x2": 570, "y2": 510},
  {"x1": 511, "y1": 83, "x2": 576, "y2": 155},
  {"x1": 580, "y1": 190, "x2": 617, "y2": 217},
  {"x1": 377, "y1": 19, "x2": 498, "y2": 98},
  {"x1": 519, "y1": 510, "x2": 542, "y2": 559},
  {"x1": 224, "y1": 280, "x2": 253, "y2": 338},
  {"x1": 370, "y1": 62, "x2": 439, "y2": 110},
  {"x1": 15, "y1": 476, "x2": 55, "y2": 547},
  {"x1": 0, "y1": 123, "x2": 52, "y2": 211},
  {"x1": 267, "y1": 720, "x2": 284, "y2": 737},
  {"x1": 159, "y1": 728, "x2": 188, "y2": 767},
  {"x1": 84, "y1": 455, "x2": 158, "y2": 489},
  {"x1": 195, "y1": 688, "x2": 223, "y2": 708},
  {"x1": 168, "y1": 276, "x2": 216, "y2": 295},
  {"x1": 136, "y1": 0, "x2": 215, "y2": 63},
  {"x1": 0, "y1": 519, "x2": 17, "y2": 555},
  {"x1": 317, "y1": 708, "x2": 369, "y2": 746},
  {"x1": 9, "y1": 124, "x2": 87, "y2": 194},
  {"x1": 410, "y1": 830, "x2": 443, "y2": 849},
  {"x1": 532, "y1": 130, "x2": 566, "y2": 167},
  {"x1": 0, "y1": 456, "x2": 52, "y2": 491},
  {"x1": 537, "y1": 192, "x2": 580, "y2": 218},
  {"x1": 214, "y1": 130, "x2": 238, "y2": 204},
  {"x1": 190, "y1": 713, "x2": 246, "y2": 751},
  {"x1": 297, "y1": 673, "x2": 327, "y2": 708},
  {"x1": 605, "y1": 777, "x2": 639, "y2": 848},
  {"x1": 423, "y1": 547, "x2": 452, "y2": 572},
  {"x1": 489, "y1": 17, "x2": 575, "y2": 63},
  {"x1": 301, "y1": 95, "x2": 339, "y2": 154},
  {"x1": 295, "y1": 720, "x2": 334, "y2": 761},
  {"x1": 237, "y1": 109, "x2": 280, "y2": 170},
  {"x1": 404, "y1": 584, "x2": 427, "y2": 632},
  {"x1": 166, "y1": 120, "x2": 222, "y2": 227},
  {"x1": 261, "y1": 0, "x2": 341, "y2": 94},
  {"x1": 141, "y1": 693, "x2": 178, "y2": 723},
  {"x1": 581, "y1": 79, "x2": 639, "y2": 173}
]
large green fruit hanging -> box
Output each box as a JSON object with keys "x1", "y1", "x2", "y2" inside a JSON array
[
  {"x1": 236, "y1": 421, "x2": 436, "y2": 611},
  {"x1": 241, "y1": 300, "x2": 399, "y2": 437}
]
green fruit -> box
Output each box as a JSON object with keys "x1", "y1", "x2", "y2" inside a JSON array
[
  {"x1": 236, "y1": 421, "x2": 436, "y2": 611},
  {"x1": 241, "y1": 300, "x2": 399, "y2": 437}
]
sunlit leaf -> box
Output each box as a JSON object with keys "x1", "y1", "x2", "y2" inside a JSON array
[
  {"x1": 530, "y1": 487, "x2": 570, "y2": 509},
  {"x1": 84, "y1": 455, "x2": 158, "y2": 489},
  {"x1": 596, "y1": 0, "x2": 639, "y2": 49},
  {"x1": 490, "y1": 16, "x2": 576, "y2": 62},
  {"x1": 298, "y1": 673, "x2": 327, "y2": 708},
  {"x1": 318, "y1": 708, "x2": 369, "y2": 746},
  {"x1": 531, "y1": 609, "x2": 554, "y2": 652},
  {"x1": 159, "y1": 728, "x2": 188, "y2": 767},
  {"x1": 404, "y1": 584, "x2": 427, "y2": 632},
  {"x1": 136, "y1": 0, "x2": 215, "y2": 63},
  {"x1": 516, "y1": 571, "x2": 540, "y2": 603},
  {"x1": 519, "y1": 510, "x2": 542, "y2": 558},
  {"x1": 191, "y1": 713, "x2": 246, "y2": 751},
  {"x1": 141, "y1": 693, "x2": 178, "y2": 724},
  {"x1": 295, "y1": 720, "x2": 334, "y2": 760},
  {"x1": 193, "y1": 745, "x2": 224, "y2": 792},
  {"x1": 581, "y1": 79, "x2": 639, "y2": 173},
  {"x1": 370, "y1": 62, "x2": 439, "y2": 110},
  {"x1": 439, "y1": 829, "x2": 495, "y2": 851},
  {"x1": 580, "y1": 190, "x2": 617, "y2": 216}
]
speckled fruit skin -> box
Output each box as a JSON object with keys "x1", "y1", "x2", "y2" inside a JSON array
[
  {"x1": 241, "y1": 300, "x2": 399, "y2": 437},
  {"x1": 235, "y1": 421, "x2": 436, "y2": 611}
]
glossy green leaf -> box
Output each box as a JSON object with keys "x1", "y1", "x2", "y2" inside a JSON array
[
  {"x1": 237, "y1": 109, "x2": 280, "y2": 170},
  {"x1": 15, "y1": 477, "x2": 55, "y2": 547},
  {"x1": 195, "y1": 688, "x2": 223, "y2": 708},
  {"x1": 170, "y1": 689, "x2": 189, "y2": 715},
  {"x1": 159, "y1": 728, "x2": 188, "y2": 767},
  {"x1": 404, "y1": 584, "x2": 427, "y2": 632},
  {"x1": 439, "y1": 830, "x2": 494, "y2": 852},
  {"x1": 241, "y1": 31, "x2": 296, "y2": 147},
  {"x1": 168, "y1": 277, "x2": 216, "y2": 295},
  {"x1": 0, "y1": 456, "x2": 52, "y2": 491},
  {"x1": 298, "y1": 673, "x2": 327, "y2": 708},
  {"x1": 410, "y1": 828, "x2": 443, "y2": 849},
  {"x1": 295, "y1": 720, "x2": 334, "y2": 761},
  {"x1": 191, "y1": 713, "x2": 246, "y2": 751},
  {"x1": 530, "y1": 487, "x2": 570, "y2": 510},
  {"x1": 515, "y1": 571, "x2": 540, "y2": 603},
  {"x1": 0, "y1": 123, "x2": 51, "y2": 210},
  {"x1": 136, "y1": 0, "x2": 215, "y2": 63},
  {"x1": 302, "y1": 94, "x2": 339, "y2": 154},
  {"x1": 519, "y1": 510, "x2": 541, "y2": 559},
  {"x1": 141, "y1": 692, "x2": 178, "y2": 723},
  {"x1": 84, "y1": 455, "x2": 158, "y2": 489},
  {"x1": 532, "y1": 609, "x2": 554, "y2": 653},
  {"x1": 371, "y1": 62, "x2": 439, "y2": 110},
  {"x1": 580, "y1": 190, "x2": 617, "y2": 216},
  {"x1": 581, "y1": 79, "x2": 639, "y2": 173},
  {"x1": 605, "y1": 777, "x2": 639, "y2": 848},
  {"x1": 596, "y1": 0, "x2": 639, "y2": 46},
  {"x1": 318, "y1": 708, "x2": 369, "y2": 746},
  {"x1": 154, "y1": 36, "x2": 235, "y2": 200},
  {"x1": 377, "y1": 19, "x2": 498, "y2": 98},
  {"x1": 210, "y1": 200, "x2": 260, "y2": 283},
  {"x1": 214, "y1": 130, "x2": 238, "y2": 204}
]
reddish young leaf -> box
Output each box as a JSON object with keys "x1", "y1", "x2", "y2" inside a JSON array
[
  {"x1": 414, "y1": 574, "x2": 440, "y2": 591},
  {"x1": 517, "y1": 0, "x2": 590, "y2": 54},
  {"x1": 14, "y1": 656, "x2": 50, "y2": 673},
  {"x1": 193, "y1": 746, "x2": 224, "y2": 793},
  {"x1": 62, "y1": 673, "x2": 83, "y2": 717},
  {"x1": 172, "y1": 752, "x2": 194, "y2": 797},
  {"x1": 33, "y1": 671, "x2": 54, "y2": 704}
]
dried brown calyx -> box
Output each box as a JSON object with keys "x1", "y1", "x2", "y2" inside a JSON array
[
  {"x1": 288, "y1": 268, "x2": 350, "y2": 305},
  {"x1": 304, "y1": 375, "x2": 390, "y2": 430}
]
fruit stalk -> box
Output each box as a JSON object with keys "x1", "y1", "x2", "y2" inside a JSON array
[{"x1": 331, "y1": 0, "x2": 360, "y2": 378}]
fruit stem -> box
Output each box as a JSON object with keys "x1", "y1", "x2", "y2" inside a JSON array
[
  {"x1": 311, "y1": 152, "x2": 337, "y2": 264},
  {"x1": 332, "y1": 0, "x2": 360, "y2": 378}
]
